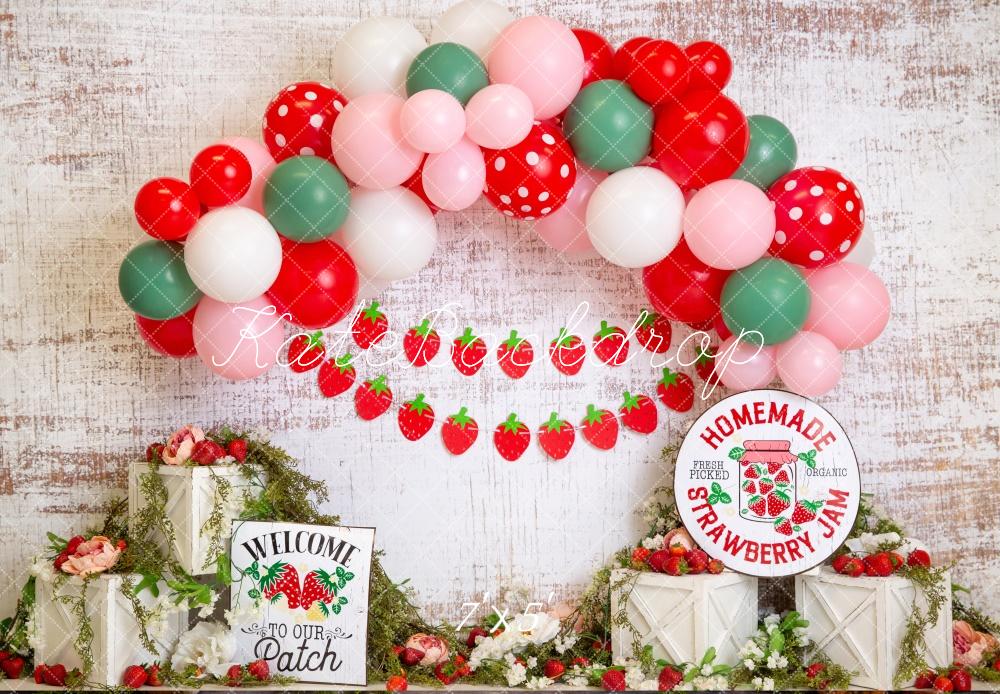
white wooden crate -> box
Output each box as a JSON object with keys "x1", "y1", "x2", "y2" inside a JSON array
[
  {"x1": 796, "y1": 567, "x2": 952, "y2": 690},
  {"x1": 610, "y1": 568, "x2": 758, "y2": 666}
]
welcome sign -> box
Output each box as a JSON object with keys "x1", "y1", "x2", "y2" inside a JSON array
[
  {"x1": 674, "y1": 390, "x2": 861, "y2": 577},
  {"x1": 230, "y1": 521, "x2": 375, "y2": 685}
]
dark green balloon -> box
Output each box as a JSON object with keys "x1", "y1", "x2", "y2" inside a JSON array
[
  {"x1": 563, "y1": 80, "x2": 653, "y2": 172},
  {"x1": 119, "y1": 240, "x2": 201, "y2": 319},
  {"x1": 406, "y1": 42, "x2": 488, "y2": 106},
  {"x1": 732, "y1": 115, "x2": 797, "y2": 189},
  {"x1": 264, "y1": 156, "x2": 350, "y2": 242},
  {"x1": 722, "y1": 258, "x2": 810, "y2": 345}
]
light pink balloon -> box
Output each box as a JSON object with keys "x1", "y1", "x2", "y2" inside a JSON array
[
  {"x1": 717, "y1": 335, "x2": 777, "y2": 391},
  {"x1": 218, "y1": 136, "x2": 276, "y2": 214},
  {"x1": 683, "y1": 179, "x2": 776, "y2": 270},
  {"x1": 804, "y1": 261, "x2": 891, "y2": 350},
  {"x1": 331, "y1": 93, "x2": 423, "y2": 189},
  {"x1": 776, "y1": 331, "x2": 843, "y2": 397},
  {"x1": 487, "y1": 16, "x2": 585, "y2": 119},
  {"x1": 193, "y1": 295, "x2": 285, "y2": 381},
  {"x1": 534, "y1": 165, "x2": 606, "y2": 257},
  {"x1": 422, "y1": 137, "x2": 486, "y2": 211},
  {"x1": 400, "y1": 90, "x2": 467, "y2": 153},
  {"x1": 464, "y1": 84, "x2": 534, "y2": 149}
]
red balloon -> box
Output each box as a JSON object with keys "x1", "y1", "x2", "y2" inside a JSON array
[
  {"x1": 135, "y1": 307, "x2": 197, "y2": 358},
  {"x1": 401, "y1": 156, "x2": 439, "y2": 215},
  {"x1": 189, "y1": 144, "x2": 252, "y2": 207},
  {"x1": 263, "y1": 82, "x2": 347, "y2": 163},
  {"x1": 712, "y1": 312, "x2": 733, "y2": 341},
  {"x1": 628, "y1": 39, "x2": 691, "y2": 108},
  {"x1": 684, "y1": 41, "x2": 733, "y2": 92},
  {"x1": 642, "y1": 239, "x2": 731, "y2": 325},
  {"x1": 133, "y1": 177, "x2": 200, "y2": 241},
  {"x1": 483, "y1": 121, "x2": 576, "y2": 220},
  {"x1": 767, "y1": 166, "x2": 865, "y2": 267},
  {"x1": 612, "y1": 37, "x2": 653, "y2": 81},
  {"x1": 652, "y1": 89, "x2": 749, "y2": 190},
  {"x1": 267, "y1": 239, "x2": 359, "y2": 329},
  {"x1": 572, "y1": 28, "x2": 615, "y2": 87}
]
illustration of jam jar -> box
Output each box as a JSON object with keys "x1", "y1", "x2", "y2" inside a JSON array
[{"x1": 738, "y1": 440, "x2": 798, "y2": 522}]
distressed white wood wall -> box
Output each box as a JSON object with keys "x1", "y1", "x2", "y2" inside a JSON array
[{"x1": 1, "y1": 0, "x2": 998, "y2": 624}]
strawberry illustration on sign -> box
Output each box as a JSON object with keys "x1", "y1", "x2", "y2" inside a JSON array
[
  {"x1": 537, "y1": 411, "x2": 575, "y2": 460},
  {"x1": 398, "y1": 393, "x2": 434, "y2": 441},
  {"x1": 403, "y1": 319, "x2": 440, "y2": 367},
  {"x1": 580, "y1": 404, "x2": 618, "y2": 450},
  {"x1": 619, "y1": 391, "x2": 657, "y2": 434},
  {"x1": 549, "y1": 327, "x2": 585, "y2": 376},
  {"x1": 258, "y1": 561, "x2": 302, "y2": 609},
  {"x1": 747, "y1": 495, "x2": 766, "y2": 516},
  {"x1": 496, "y1": 329, "x2": 533, "y2": 379},
  {"x1": 352, "y1": 301, "x2": 388, "y2": 349},
  {"x1": 635, "y1": 310, "x2": 672, "y2": 353},
  {"x1": 318, "y1": 354, "x2": 356, "y2": 397},
  {"x1": 301, "y1": 567, "x2": 355, "y2": 616},
  {"x1": 773, "y1": 517, "x2": 797, "y2": 536},
  {"x1": 656, "y1": 368, "x2": 694, "y2": 412},
  {"x1": 592, "y1": 320, "x2": 629, "y2": 366},
  {"x1": 288, "y1": 331, "x2": 326, "y2": 373},
  {"x1": 452, "y1": 327, "x2": 488, "y2": 376},
  {"x1": 766, "y1": 488, "x2": 791, "y2": 516},
  {"x1": 791, "y1": 499, "x2": 823, "y2": 524},
  {"x1": 442, "y1": 406, "x2": 478, "y2": 455},
  {"x1": 494, "y1": 413, "x2": 530, "y2": 461},
  {"x1": 355, "y1": 375, "x2": 392, "y2": 420}
]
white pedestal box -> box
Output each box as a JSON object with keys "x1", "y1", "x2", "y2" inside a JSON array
[
  {"x1": 128, "y1": 462, "x2": 257, "y2": 575},
  {"x1": 610, "y1": 569, "x2": 758, "y2": 666},
  {"x1": 796, "y1": 567, "x2": 953, "y2": 690},
  {"x1": 35, "y1": 574, "x2": 184, "y2": 687}
]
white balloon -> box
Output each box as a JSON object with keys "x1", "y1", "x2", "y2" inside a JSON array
[
  {"x1": 333, "y1": 17, "x2": 427, "y2": 98},
  {"x1": 844, "y1": 228, "x2": 875, "y2": 267},
  {"x1": 431, "y1": 0, "x2": 514, "y2": 61},
  {"x1": 586, "y1": 167, "x2": 685, "y2": 268},
  {"x1": 340, "y1": 187, "x2": 438, "y2": 280},
  {"x1": 183, "y1": 207, "x2": 282, "y2": 303}
]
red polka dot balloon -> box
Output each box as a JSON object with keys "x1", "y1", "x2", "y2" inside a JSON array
[
  {"x1": 483, "y1": 121, "x2": 577, "y2": 220},
  {"x1": 262, "y1": 81, "x2": 347, "y2": 162},
  {"x1": 767, "y1": 166, "x2": 865, "y2": 267}
]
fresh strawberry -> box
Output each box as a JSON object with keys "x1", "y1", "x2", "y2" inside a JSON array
[
  {"x1": 742, "y1": 480, "x2": 756, "y2": 494},
  {"x1": 54, "y1": 550, "x2": 70, "y2": 570},
  {"x1": 685, "y1": 548, "x2": 708, "y2": 574},
  {"x1": 694, "y1": 343, "x2": 720, "y2": 384},
  {"x1": 227, "y1": 438, "x2": 248, "y2": 463},
  {"x1": 934, "y1": 675, "x2": 954, "y2": 692},
  {"x1": 537, "y1": 411, "x2": 575, "y2": 460},
  {"x1": 403, "y1": 318, "x2": 440, "y2": 367},
  {"x1": 658, "y1": 664, "x2": 683, "y2": 691},
  {"x1": 146, "y1": 663, "x2": 162, "y2": 687},
  {"x1": 593, "y1": 320, "x2": 629, "y2": 366},
  {"x1": 664, "y1": 556, "x2": 689, "y2": 576},
  {"x1": 33, "y1": 665, "x2": 44, "y2": 684},
  {"x1": 465, "y1": 627, "x2": 489, "y2": 649},
  {"x1": 831, "y1": 554, "x2": 852, "y2": 574},
  {"x1": 580, "y1": 404, "x2": 618, "y2": 450},
  {"x1": 668, "y1": 542, "x2": 687, "y2": 556},
  {"x1": 549, "y1": 328, "x2": 586, "y2": 376},
  {"x1": 601, "y1": 669, "x2": 627, "y2": 692},
  {"x1": 0, "y1": 650, "x2": 11, "y2": 661},
  {"x1": 452, "y1": 327, "x2": 487, "y2": 376},
  {"x1": 791, "y1": 500, "x2": 823, "y2": 524},
  {"x1": 226, "y1": 664, "x2": 244, "y2": 687},
  {"x1": 993, "y1": 657, "x2": 1000, "y2": 672},
  {"x1": 619, "y1": 391, "x2": 657, "y2": 434},
  {"x1": 543, "y1": 659, "x2": 565, "y2": 680},
  {"x1": 497, "y1": 329, "x2": 533, "y2": 379},
  {"x1": 386, "y1": 674, "x2": 408, "y2": 692},
  {"x1": 1, "y1": 656, "x2": 24, "y2": 679},
  {"x1": 864, "y1": 552, "x2": 895, "y2": 577},
  {"x1": 758, "y1": 478, "x2": 775, "y2": 495},
  {"x1": 707, "y1": 559, "x2": 724, "y2": 574},
  {"x1": 318, "y1": 354, "x2": 356, "y2": 397},
  {"x1": 636, "y1": 310, "x2": 672, "y2": 354},
  {"x1": 805, "y1": 662, "x2": 826, "y2": 679},
  {"x1": 247, "y1": 659, "x2": 269, "y2": 681},
  {"x1": 774, "y1": 517, "x2": 794, "y2": 536},
  {"x1": 122, "y1": 664, "x2": 148, "y2": 689},
  {"x1": 907, "y1": 549, "x2": 931, "y2": 568},
  {"x1": 913, "y1": 669, "x2": 936, "y2": 689},
  {"x1": 744, "y1": 464, "x2": 761, "y2": 480},
  {"x1": 190, "y1": 439, "x2": 225, "y2": 466},
  {"x1": 145, "y1": 443, "x2": 163, "y2": 462},
  {"x1": 949, "y1": 669, "x2": 972, "y2": 692},
  {"x1": 398, "y1": 393, "x2": 434, "y2": 441},
  {"x1": 656, "y1": 368, "x2": 694, "y2": 412},
  {"x1": 300, "y1": 568, "x2": 338, "y2": 611},
  {"x1": 747, "y1": 495, "x2": 766, "y2": 516},
  {"x1": 355, "y1": 374, "x2": 393, "y2": 420},
  {"x1": 41, "y1": 664, "x2": 67, "y2": 687},
  {"x1": 494, "y1": 413, "x2": 530, "y2": 461},
  {"x1": 766, "y1": 489, "x2": 791, "y2": 516},
  {"x1": 841, "y1": 557, "x2": 864, "y2": 577},
  {"x1": 287, "y1": 330, "x2": 326, "y2": 372},
  {"x1": 399, "y1": 647, "x2": 424, "y2": 667},
  {"x1": 631, "y1": 546, "x2": 652, "y2": 567},
  {"x1": 352, "y1": 301, "x2": 388, "y2": 349},
  {"x1": 887, "y1": 552, "x2": 905, "y2": 571},
  {"x1": 259, "y1": 561, "x2": 302, "y2": 609},
  {"x1": 774, "y1": 468, "x2": 791, "y2": 485},
  {"x1": 647, "y1": 550, "x2": 671, "y2": 573},
  {"x1": 442, "y1": 407, "x2": 478, "y2": 455},
  {"x1": 66, "y1": 535, "x2": 85, "y2": 553}
]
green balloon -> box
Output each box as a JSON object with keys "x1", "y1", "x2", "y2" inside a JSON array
[
  {"x1": 406, "y1": 42, "x2": 488, "y2": 106},
  {"x1": 563, "y1": 80, "x2": 653, "y2": 172},
  {"x1": 264, "y1": 156, "x2": 350, "y2": 242},
  {"x1": 119, "y1": 240, "x2": 201, "y2": 320},
  {"x1": 732, "y1": 115, "x2": 797, "y2": 189},
  {"x1": 722, "y1": 258, "x2": 810, "y2": 345}
]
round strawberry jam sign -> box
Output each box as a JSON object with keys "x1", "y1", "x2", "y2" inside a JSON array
[{"x1": 674, "y1": 389, "x2": 861, "y2": 577}]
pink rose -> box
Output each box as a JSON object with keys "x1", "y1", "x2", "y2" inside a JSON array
[
  {"x1": 162, "y1": 425, "x2": 206, "y2": 465},
  {"x1": 404, "y1": 633, "x2": 449, "y2": 666},
  {"x1": 61, "y1": 535, "x2": 122, "y2": 577},
  {"x1": 953, "y1": 620, "x2": 997, "y2": 667},
  {"x1": 664, "y1": 527, "x2": 695, "y2": 552}
]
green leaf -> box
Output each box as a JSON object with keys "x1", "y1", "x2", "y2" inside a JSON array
[
  {"x1": 710, "y1": 482, "x2": 722, "y2": 494},
  {"x1": 701, "y1": 647, "x2": 716, "y2": 666},
  {"x1": 248, "y1": 588, "x2": 260, "y2": 600},
  {"x1": 719, "y1": 492, "x2": 732, "y2": 504},
  {"x1": 768, "y1": 630, "x2": 785, "y2": 654},
  {"x1": 728, "y1": 447, "x2": 745, "y2": 461},
  {"x1": 216, "y1": 553, "x2": 233, "y2": 585},
  {"x1": 133, "y1": 572, "x2": 161, "y2": 598},
  {"x1": 331, "y1": 603, "x2": 341, "y2": 614},
  {"x1": 318, "y1": 601, "x2": 330, "y2": 617},
  {"x1": 707, "y1": 494, "x2": 720, "y2": 504}
]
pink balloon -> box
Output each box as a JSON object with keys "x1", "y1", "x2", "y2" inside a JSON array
[
  {"x1": 422, "y1": 137, "x2": 486, "y2": 211},
  {"x1": 464, "y1": 84, "x2": 534, "y2": 149},
  {"x1": 331, "y1": 93, "x2": 423, "y2": 189},
  {"x1": 400, "y1": 90, "x2": 466, "y2": 153},
  {"x1": 804, "y1": 261, "x2": 890, "y2": 350},
  {"x1": 487, "y1": 16, "x2": 585, "y2": 119},
  {"x1": 218, "y1": 136, "x2": 276, "y2": 214},
  {"x1": 717, "y1": 335, "x2": 777, "y2": 391},
  {"x1": 683, "y1": 179, "x2": 776, "y2": 270},
  {"x1": 775, "y1": 331, "x2": 843, "y2": 397},
  {"x1": 533, "y1": 165, "x2": 606, "y2": 257},
  {"x1": 193, "y1": 295, "x2": 285, "y2": 381}
]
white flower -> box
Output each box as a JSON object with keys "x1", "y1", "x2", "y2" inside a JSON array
[
  {"x1": 743, "y1": 659, "x2": 755, "y2": 670},
  {"x1": 566, "y1": 676, "x2": 589, "y2": 687},
  {"x1": 171, "y1": 621, "x2": 236, "y2": 675},
  {"x1": 225, "y1": 600, "x2": 263, "y2": 626},
  {"x1": 638, "y1": 679, "x2": 660, "y2": 690},
  {"x1": 197, "y1": 593, "x2": 219, "y2": 619},
  {"x1": 762, "y1": 677, "x2": 775, "y2": 690},
  {"x1": 25, "y1": 610, "x2": 43, "y2": 652},
  {"x1": 503, "y1": 654, "x2": 527, "y2": 687},
  {"x1": 526, "y1": 656, "x2": 537, "y2": 668},
  {"x1": 554, "y1": 633, "x2": 578, "y2": 654},
  {"x1": 765, "y1": 623, "x2": 777, "y2": 634},
  {"x1": 509, "y1": 612, "x2": 560, "y2": 645},
  {"x1": 763, "y1": 613, "x2": 780, "y2": 626},
  {"x1": 526, "y1": 675, "x2": 553, "y2": 689},
  {"x1": 700, "y1": 664, "x2": 713, "y2": 676},
  {"x1": 30, "y1": 554, "x2": 56, "y2": 583},
  {"x1": 642, "y1": 534, "x2": 665, "y2": 551}
]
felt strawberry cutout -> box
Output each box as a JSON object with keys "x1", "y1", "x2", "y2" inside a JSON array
[
  {"x1": 497, "y1": 329, "x2": 533, "y2": 379},
  {"x1": 442, "y1": 406, "x2": 478, "y2": 455},
  {"x1": 352, "y1": 301, "x2": 388, "y2": 349},
  {"x1": 619, "y1": 391, "x2": 657, "y2": 434},
  {"x1": 398, "y1": 393, "x2": 435, "y2": 441},
  {"x1": 694, "y1": 343, "x2": 721, "y2": 385},
  {"x1": 287, "y1": 330, "x2": 326, "y2": 372},
  {"x1": 452, "y1": 327, "x2": 487, "y2": 376},
  {"x1": 538, "y1": 411, "x2": 575, "y2": 460},
  {"x1": 656, "y1": 368, "x2": 694, "y2": 412},
  {"x1": 318, "y1": 354, "x2": 356, "y2": 397},
  {"x1": 403, "y1": 318, "x2": 440, "y2": 367},
  {"x1": 549, "y1": 327, "x2": 585, "y2": 375},
  {"x1": 635, "y1": 310, "x2": 672, "y2": 353},
  {"x1": 581, "y1": 404, "x2": 618, "y2": 450},
  {"x1": 355, "y1": 374, "x2": 392, "y2": 420},
  {"x1": 494, "y1": 412, "x2": 530, "y2": 461},
  {"x1": 592, "y1": 320, "x2": 629, "y2": 366}
]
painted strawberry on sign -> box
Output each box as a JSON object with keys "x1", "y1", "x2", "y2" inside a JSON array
[
  {"x1": 442, "y1": 406, "x2": 478, "y2": 455},
  {"x1": 301, "y1": 567, "x2": 354, "y2": 616},
  {"x1": 791, "y1": 499, "x2": 823, "y2": 524},
  {"x1": 287, "y1": 330, "x2": 326, "y2": 372},
  {"x1": 494, "y1": 413, "x2": 530, "y2": 461},
  {"x1": 635, "y1": 310, "x2": 672, "y2": 353},
  {"x1": 580, "y1": 404, "x2": 618, "y2": 450},
  {"x1": 398, "y1": 393, "x2": 434, "y2": 441},
  {"x1": 496, "y1": 329, "x2": 533, "y2": 379},
  {"x1": 592, "y1": 320, "x2": 629, "y2": 366},
  {"x1": 537, "y1": 411, "x2": 575, "y2": 460},
  {"x1": 766, "y1": 489, "x2": 791, "y2": 517},
  {"x1": 355, "y1": 374, "x2": 393, "y2": 420},
  {"x1": 352, "y1": 301, "x2": 388, "y2": 349},
  {"x1": 619, "y1": 391, "x2": 658, "y2": 434},
  {"x1": 549, "y1": 327, "x2": 586, "y2": 375},
  {"x1": 258, "y1": 561, "x2": 301, "y2": 609},
  {"x1": 318, "y1": 354, "x2": 356, "y2": 397},
  {"x1": 403, "y1": 318, "x2": 440, "y2": 367},
  {"x1": 657, "y1": 368, "x2": 694, "y2": 412},
  {"x1": 452, "y1": 327, "x2": 488, "y2": 376}
]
